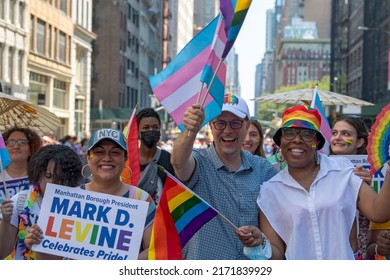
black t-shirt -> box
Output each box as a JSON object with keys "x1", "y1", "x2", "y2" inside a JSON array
[{"x1": 140, "y1": 149, "x2": 175, "y2": 185}]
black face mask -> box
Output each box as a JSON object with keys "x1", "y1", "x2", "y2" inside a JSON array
[{"x1": 140, "y1": 130, "x2": 161, "y2": 148}]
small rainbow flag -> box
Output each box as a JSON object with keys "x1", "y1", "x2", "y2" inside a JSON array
[
  {"x1": 344, "y1": 138, "x2": 353, "y2": 145},
  {"x1": 220, "y1": 0, "x2": 253, "y2": 58},
  {"x1": 148, "y1": 172, "x2": 218, "y2": 260},
  {"x1": 375, "y1": 254, "x2": 390, "y2": 260},
  {"x1": 121, "y1": 105, "x2": 140, "y2": 186},
  {"x1": 0, "y1": 131, "x2": 11, "y2": 172}
]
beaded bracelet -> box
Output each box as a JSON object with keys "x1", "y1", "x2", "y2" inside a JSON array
[{"x1": 387, "y1": 162, "x2": 390, "y2": 173}]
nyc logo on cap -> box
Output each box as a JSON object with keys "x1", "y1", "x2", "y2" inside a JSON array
[{"x1": 95, "y1": 129, "x2": 120, "y2": 142}]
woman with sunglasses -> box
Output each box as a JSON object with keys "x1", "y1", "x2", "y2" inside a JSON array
[{"x1": 237, "y1": 105, "x2": 390, "y2": 260}]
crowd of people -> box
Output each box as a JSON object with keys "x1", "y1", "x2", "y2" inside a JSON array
[{"x1": 1, "y1": 96, "x2": 390, "y2": 260}]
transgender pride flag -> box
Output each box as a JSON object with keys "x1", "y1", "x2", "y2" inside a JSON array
[
  {"x1": 0, "y1": 131, "x2": 11, "y2": 172},
  {"x1": 150, "y1": 15, "x2": 227, "y2": 131},
  {"x1": 310, "y1": 86, "x2": 332, "y2": 155}
]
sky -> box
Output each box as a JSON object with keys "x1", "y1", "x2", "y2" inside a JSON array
[{"x1": 234, "y1": 0, "x2": 275, "y2": 116}]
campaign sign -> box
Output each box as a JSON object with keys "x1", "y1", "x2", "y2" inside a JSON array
[
  {"x1": 33, "y1": 183, "x2": 148, "y2": 260},
  {"x1": 0, "y1": 177, "x2": 29, "y2": 218},
  {"x1": 330, "y1": 155, "x2": 386, "y2": 193}
]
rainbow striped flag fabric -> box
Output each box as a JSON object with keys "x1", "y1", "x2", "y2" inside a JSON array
[
  {"x1": 121, "y1": 106, "x2": 141, "y2": 186},
  {"x1": 150, "y1": 15, "x2": 226, "y2": 131},
  {"x1": 220, "y1": 0, "x2": 253, "y2": 58},
  {"x1": 148, "y1": 172, "x2": 218, "y2": 260},
  {"x1": 0, "y1": 130, "x2": 11, "y2": 172},
  {"x1": 310, "y1": 86, "x2": 332, "y2": 155}
]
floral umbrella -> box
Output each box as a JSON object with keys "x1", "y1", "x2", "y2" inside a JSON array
[{"x1": 0, "y1": 92, "x2": 60, "y2": 135}]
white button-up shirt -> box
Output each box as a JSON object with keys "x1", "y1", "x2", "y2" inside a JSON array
[{"x1": 258, "y1": 155, "x2": 362, "y2": 259}]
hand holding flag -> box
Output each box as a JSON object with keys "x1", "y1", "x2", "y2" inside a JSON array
[{"x1": 148, "y1": 169, "x2": 238, "y2": 260}]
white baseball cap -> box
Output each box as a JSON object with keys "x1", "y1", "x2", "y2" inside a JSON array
[{"x1": 222, "y1": 94, "x2": 250, "y2": 119}]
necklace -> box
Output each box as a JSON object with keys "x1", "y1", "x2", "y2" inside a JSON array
[{"x1": 17, "y1": 184, "x2": 40, "y2": 260}]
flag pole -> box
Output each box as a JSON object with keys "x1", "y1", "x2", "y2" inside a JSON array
[
  {"x1": 0, "y1": 158, "x2": 8, "y2": 199},
  {"x1": 196, "y1": 82, "x2": 205, "y2": 105},
  {"x1": 187, "y1": 59, "x2": 225, "y2": 137},
  {"x1": 188, "y1": 83, "x2": 206, "y2": 137},
  {"x1": 122, "y1": 103, "x2": 139, "y2": 185},
  {"x1": 124, "y1": 103, "x2": 139, "y2": 135},
  {"x1": 200, "y1": 59, "x2": 224, "y2": 107}
]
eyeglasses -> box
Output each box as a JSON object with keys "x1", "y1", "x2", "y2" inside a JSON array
[
  {"x1": 6, "y1": 139, "x2": 29, "y2": 147},
  {"x1": 282, "y1": 128, "x2": 316, "y2": 142},
  {"x1": 212, "y1": 120, "x2": 244, "y2": 130}
]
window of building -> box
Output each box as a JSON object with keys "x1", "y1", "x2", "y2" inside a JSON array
[
  {"x1": 30, "y1": 16, "x2": 35, "y2": 50},
  {"x1": 76, "y1": 50, "x2": 85, "y2": 86},
  {"x1": 54, "y1": 28, "x2": 58, "y2": 59},
  {"x1": 48, "y1": 25, "x2": 52, "y2": 57},
  {"x1": 29, "y1": 72, "x2": 48, "y2": 105},
  {"x1": 37, "y1": 19, "x2": 46, "y2": 55},
  {"x1": 59, "y1": 31, "x2": 66, "y2": 63},
  {"x1": 8, "y1": 47, "x2": 14, "y2": 82},
  {"x1": 9, "y1": 0, "x2": 15, "y2": 24},
  {"x1": 68, "y1": 35, "x2": 71, "y2": 64},
  {"x1": 53, "y1": 79, "x2": 67, "y2": 109},
  {"x1": 60, "y1": 0, "x2": 67, "y2": 13},
  {"x1": 0, "y1": 1, "x2": 3, "y2": 19},
  {"x1": 19, "y1": 2, "x2": 24, "y2": 27},
  {"x1": 18, "y1": 51, "x2": 23, "y2": 84},
  {"x1": 75, "y1": 98, "x2": 84, "y2": 138}
]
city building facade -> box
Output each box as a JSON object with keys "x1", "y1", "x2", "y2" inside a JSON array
[{"x1": 0, "y1": 0, "x2": 29, "y2": 101}]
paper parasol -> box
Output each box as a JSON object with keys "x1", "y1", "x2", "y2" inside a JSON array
[{"x1": 367, "y1": 103, "x2": 390, "y2": 176}]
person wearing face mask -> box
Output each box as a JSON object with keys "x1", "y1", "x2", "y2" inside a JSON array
[{"x1": 136, "y1": 108, "x2": 175, "y2": 204}]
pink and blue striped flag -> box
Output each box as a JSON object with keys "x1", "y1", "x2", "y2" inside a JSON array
[
  {"x1": 220, "y1": 0, "x2": 253, "y2": 58},
  {"x1": 310, "y1": 86, "x2": 332, "y2": 155},
  {"x1": 150, "y1": 15, "x2": 227, "y2": 131},
  {"x1": 0, "y1": 131, "x2": 11, "y2": 172}
]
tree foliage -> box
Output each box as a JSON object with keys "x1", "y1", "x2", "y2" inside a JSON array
[{"x1": 255, "y1": 76, "x2": 330, "y2": 122}]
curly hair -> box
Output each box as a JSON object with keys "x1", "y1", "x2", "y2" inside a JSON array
[
  {"x1": 136, "y1": 108, "x2": 161, "y2": 127},
  {"x1": 330, "y1": 116, "x2": 369, "y2": 155},
  {"x1": 28, "y1": 145, "x2": 83, "y2": 187},
  {"x1": 3, "y1": 127, "x2": 42, "y2": 161}
]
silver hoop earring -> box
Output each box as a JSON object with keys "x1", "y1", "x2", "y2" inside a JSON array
[
  {"x1": 81, "y1": 164, "x2": 92, "y2": 179},
  {"x1": 120, "y1": 165, "x2": 132, "y2": 182}
]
